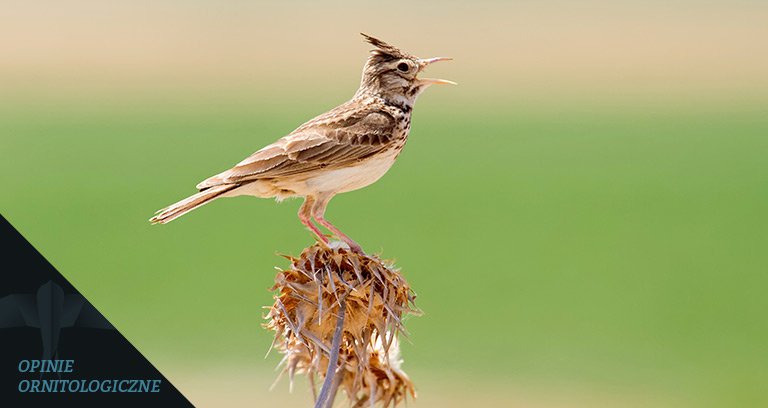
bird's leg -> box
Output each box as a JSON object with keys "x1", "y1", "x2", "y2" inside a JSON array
[
  {"x1": 312, "y1": 194, "x2": 363, "y2": 253},
  {"x1": 299, "y1": 196, "x2": 328, "y2": 244}
]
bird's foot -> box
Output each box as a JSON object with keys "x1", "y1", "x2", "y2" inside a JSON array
[
  {"x1": 326, "y1": 239, "x2": 364, "y2": 254},
  {"x1": 347, "y1": 242, "x2": 364, "y2": 254}
]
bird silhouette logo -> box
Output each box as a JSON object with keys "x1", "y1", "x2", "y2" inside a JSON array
[{"x1": 0, "y1": 281, "x2": 114, "y2": 360}]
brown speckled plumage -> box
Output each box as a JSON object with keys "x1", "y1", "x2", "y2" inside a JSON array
[{"x1": 150, "y1": 34, "x2": 453, "y2": 253}]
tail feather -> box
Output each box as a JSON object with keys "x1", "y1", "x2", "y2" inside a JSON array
[{"x1": 150, "y1": 184, "x2": 238, "y2": 224}]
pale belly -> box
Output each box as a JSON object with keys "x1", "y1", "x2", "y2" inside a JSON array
[
  {"x1": 225, "y1": 149, "x2": 399, "y2": 199},
  {"x1": 302, "y1": 150, "x2": 399, "y2": 194}
]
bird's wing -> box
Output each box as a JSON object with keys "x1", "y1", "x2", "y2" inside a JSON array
[
  {"x1": 196, "y1": 105, "x2": 397, "y2": 189},
  {"x1": 0, "y1": 294, "x2": 39, "y2": 328},
  {"x1": 62, "y1": 294, "x2": 114, "y2": 329},
  {"x1": 60, "y1": 294, "x2": 84, "y2": 327}
]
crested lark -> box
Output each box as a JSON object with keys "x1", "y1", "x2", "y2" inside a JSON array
[{"x1": 150, "y1": 34, "x2": 454, "y2": 253}]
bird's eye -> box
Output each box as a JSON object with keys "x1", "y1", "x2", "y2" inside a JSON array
[{"x1": 397, "y1": 62, "x2": 410, "y2": 72}]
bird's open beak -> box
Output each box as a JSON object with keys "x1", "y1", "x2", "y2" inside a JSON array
[
  {"x1": 418, "y1": 57, "x2": 453, "y2": 66},
  {"x1": 416, "y1": 57, "x2": 456, "y2": 86}
]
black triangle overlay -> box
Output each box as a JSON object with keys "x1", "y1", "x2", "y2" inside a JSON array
[{"x1": 0, "y1": 215, "x2": 194, "y2": 407}]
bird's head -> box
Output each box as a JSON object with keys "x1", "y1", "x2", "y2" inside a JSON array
[{"x1": 355, "y1": 33, "x2": 454, "y2": 106}]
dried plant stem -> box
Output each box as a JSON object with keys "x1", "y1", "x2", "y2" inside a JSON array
[
  {"x1": 315, "y1": 293, "x2": 348, "y2": 408},
  {"x1": 324, "y1": 366, "x2": 344, "y2": 408},
  {"x1": 266, "y1": 244, "x2": 418, "y2": 407}
]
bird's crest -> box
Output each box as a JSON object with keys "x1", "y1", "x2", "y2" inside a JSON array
[{"x1": 361, "y1": 33, "x2": 416, "y2": 61}]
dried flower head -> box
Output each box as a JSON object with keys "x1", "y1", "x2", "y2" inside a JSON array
[{"x1": 265, "y1": 242, "x2": 419, "y2": 407}]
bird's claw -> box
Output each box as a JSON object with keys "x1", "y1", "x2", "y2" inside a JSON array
[{"x1": 326, "y1": 239, "x2": 364, "y2": 254}]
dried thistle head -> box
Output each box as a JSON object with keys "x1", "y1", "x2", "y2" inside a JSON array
[{"x1": 264, "y1": 242, "x2": 419, "y2": 407}]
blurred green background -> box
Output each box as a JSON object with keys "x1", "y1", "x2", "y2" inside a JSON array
[{"x1": 2, "y1": 1, "x2": 767, "y2": 407}]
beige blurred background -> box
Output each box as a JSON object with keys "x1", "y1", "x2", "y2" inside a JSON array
[{"x1": 3, "y1": 1, "x2": 767, "y2": 102}]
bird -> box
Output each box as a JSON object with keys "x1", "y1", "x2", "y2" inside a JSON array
[
  {"x1": 0, "y1": 281, "x2": 114, "y2": 361},
  {"x1": 150, "y1": 33, "x2": 454, "y2": 253}
]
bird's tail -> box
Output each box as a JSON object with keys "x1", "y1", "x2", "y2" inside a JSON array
[{"x1": 150, "y1": 184, "x2": 238, "y2": 224}]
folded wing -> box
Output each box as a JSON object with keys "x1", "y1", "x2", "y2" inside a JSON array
[{"x1": 196, "y1": 105, "x2": 396, "y2": 190}]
